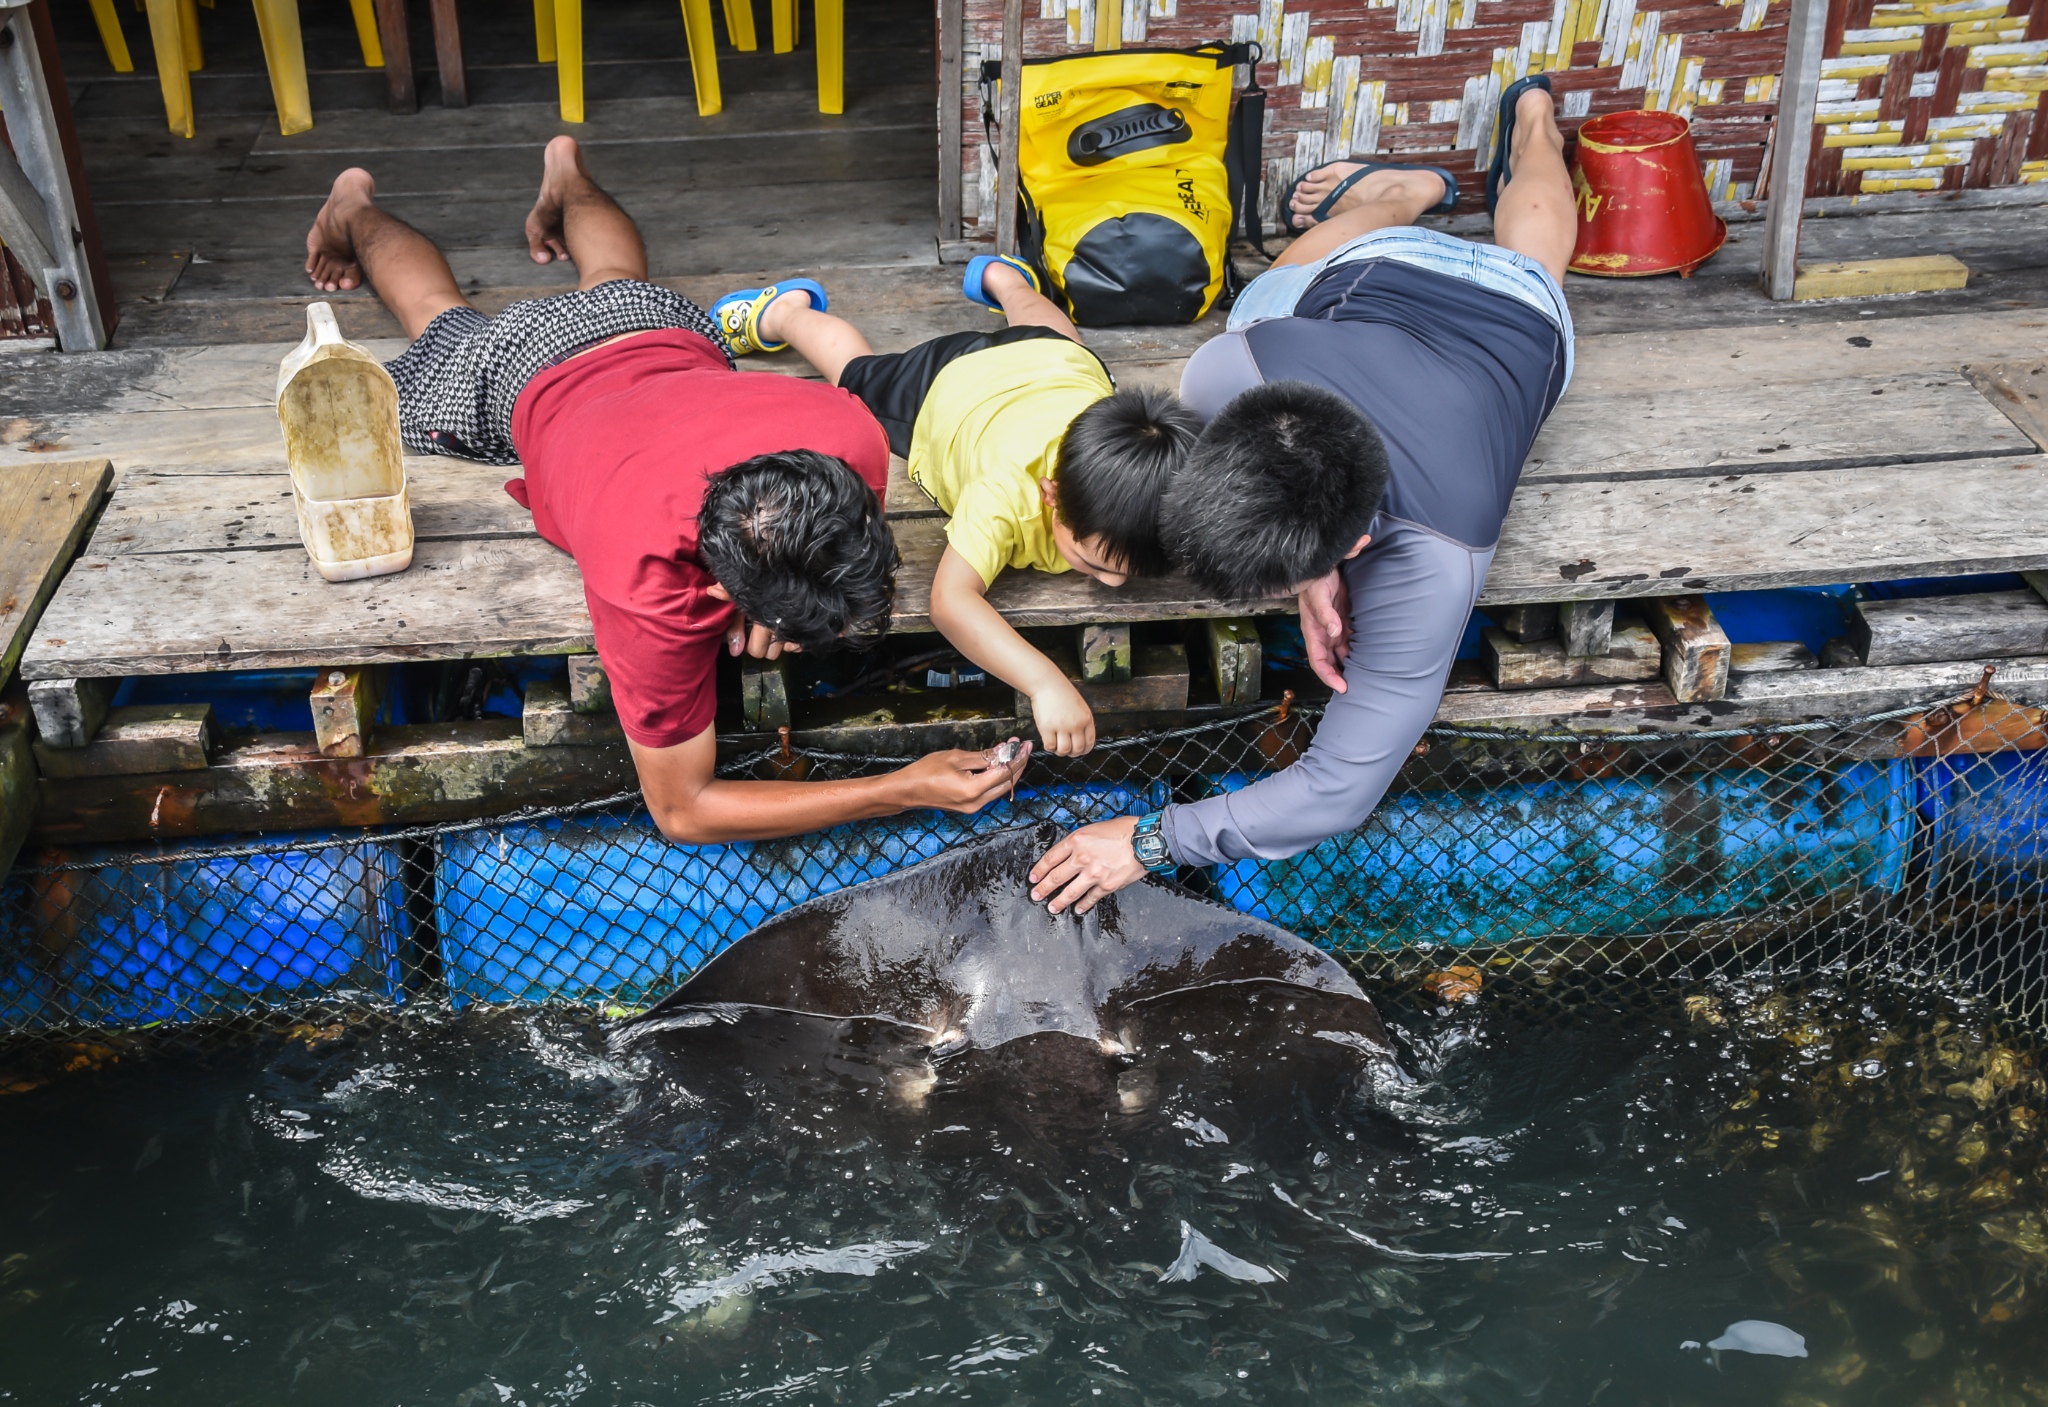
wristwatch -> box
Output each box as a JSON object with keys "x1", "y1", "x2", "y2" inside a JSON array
[{"x1": 1132, "y1": 811, "x2": 1176, "y2": 875}]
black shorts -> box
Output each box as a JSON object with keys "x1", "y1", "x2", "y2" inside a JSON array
[{"x1": 837, "y1": 324, "x2": 1103, "y2": 459}]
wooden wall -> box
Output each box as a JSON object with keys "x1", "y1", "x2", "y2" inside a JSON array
[{"x1": 955, "y1": 0, "x2": 2048, "y2": 233}]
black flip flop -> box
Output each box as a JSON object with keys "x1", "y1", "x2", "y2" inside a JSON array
[
  {"x1": 1281, "y1": 160, "x2": 1460, "y2": 233},
  {"x1": 1486, "y1": 73, "x2": 1554, "y2": 214}
]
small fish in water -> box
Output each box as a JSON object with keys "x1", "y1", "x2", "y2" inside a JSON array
[{"x1": 1680, "y1": 1319, "x2": 1808, "y2": 1358}]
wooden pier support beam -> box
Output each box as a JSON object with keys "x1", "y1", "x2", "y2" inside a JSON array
[
  {"x1": 310, "y1": 666, "x2": 385, "y2": 758},
  {"x1": 568, "y1": 654, "x2": 611, "y2": 714},
  {"x1": 1078, "y1": 623, "x2": 1132, "y2": 682},
  {"x1": 33, "y1": 703, "x2": 212, "y2": 779},
  {"x1": 26, "y1": 676, "x2": 114, "y2": 749},
  {"x1": 1639, "y1": 595, "x2": 1731, "y2": 703},
  {"x1": 1492, "y1": 604, "x2": 1557, "y2": 643},
  {"x1": 1851, "y1": 591, "x2": 2048, "y2": 668},
  {"x1": 741, "y1": 657, "x2": 792, "y2": 732},
  {"x1": 524, "y1": 680, "x2": 623, "y2": 747},
  {"x1": 1482, "y1": 621, "x2": 1661, "y2": 690},
  {"x1": 1560, "y1": 600, "x2": 1615, "y2": 658},
  {"x1": 1206, "y1": 618, "x2": 1262, "y2": 705}
]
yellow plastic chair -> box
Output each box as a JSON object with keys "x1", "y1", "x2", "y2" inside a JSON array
[
  {"x1": 770, "y1": 0, "x2": 843, "y2": 114},
  {"x1": 93, "y1": 0, "x2": 383, "y2": 138},
  {"x1": 534, "y1": 0, "x2": 750, "y2": 122}
]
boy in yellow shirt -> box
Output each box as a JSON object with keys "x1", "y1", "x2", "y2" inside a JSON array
[{"x1": 713, "y1": 258, "x2": 1199, "y2": 757}]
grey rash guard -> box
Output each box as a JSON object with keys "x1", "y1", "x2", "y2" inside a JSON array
[{"x1": 1160, "y1": 255, "x2": 1569, "y2": 867}]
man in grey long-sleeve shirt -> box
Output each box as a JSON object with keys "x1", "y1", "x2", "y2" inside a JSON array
[{"x1": 1030, "y1": 77, "x2": 1577, "y2": 913}]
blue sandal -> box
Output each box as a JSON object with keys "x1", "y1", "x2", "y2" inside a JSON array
[
  {"x1": 962, "y1": 253, "x2": 1041, "y2": 310},
  {"x1": 710, "y1": 278, "x2": 830, "y2": 355},
  {"x1": 1487, "y1": 74, "x2": 1554, "y2": 214},
  {"x1": 1280, "y1": 161, "x2": 1459, "y2": 233}
]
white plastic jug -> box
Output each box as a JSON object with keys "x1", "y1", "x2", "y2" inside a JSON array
[{"x1": 275, "y1": 302, "x2": 414, "y2": 582}]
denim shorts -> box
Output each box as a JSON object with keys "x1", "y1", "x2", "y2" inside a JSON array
[{"x1": 1228, "y1": 227, "x2": 1575, "y2": 392}]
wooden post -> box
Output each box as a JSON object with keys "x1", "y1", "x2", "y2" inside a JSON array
[
  {"x1": 1078, "y1": 622, "x2": 1132, "y2": 682},
  {"x1": 27, "y1": 676, "x2": 113, "y2": 749},
  {"x1": 995, "y1": 0, "x2": 1022, "y2": 254},
  {"x1": 523, "y1": 681, "x2": 623, "y2": 746},
  {"x1": 1760, "y1": 0, "x2": 1827, "y2": 302},
  {"x1": 1493, "y1": 604, "x2": 1558, "y2": 643},
  {"x1": 937, "y1": 0, "x2": 963, "y2": 244},
  {"x1": 373, "y1": 0, "x2": 418, "y2": 114},
  {"x1": 1639, "y1": 595, "x2": 1731, "y2": 703},
  {"x1": 567, "y1": 654, "x2": 611, "y2": 714},
  {"x1": 429, "y1": 0, "x2": 465, "y2": 107},
  {"x1": 741, "y1": 657, "x2": 792, "y2": 731},
  {"x1": 310, "y1": 666, "x2": 385, "y2": 758},
  {"x1": 1559, "y1": 599, "x2": 1614, "y2": 657},
  {"x1": 33, "y1": 703, "x2": 213, "y2": 778},
  {"x1": 1206, "y1": 618, "x2": 1263, "y2": 705},
  {"x1": 0, "y1": 1, "x2": 110, "y2": 350}
]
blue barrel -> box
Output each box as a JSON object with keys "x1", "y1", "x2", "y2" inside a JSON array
[
  {"x1": 1211, "y1": 761, "x2": 1914, "y2": 949},
  {"x1": 1917, "y1": 750, "x2": 2048, "y2": 883},
  {"x1": 437, "y1": 782, "x2": 1164, "y2": 1007},
  {"x1": 3, "y1": 836, "x2": 405, "y2": 1028}
]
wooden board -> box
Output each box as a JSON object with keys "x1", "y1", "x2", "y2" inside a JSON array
[
  {"x1": 1966, "y1": 361, "x2": 2048, "y2": 453},
  {"x1": 1482, "y1": 455, "x2": 2048, "y2": 607},
  {"x1": 1850, "y1": 590, "x2": 2048, "y2": 668},
  {"x1": 1524, "y1": 372, "x2": 2033, "y2": 483},
  {"x1": 1792, "y1": 255, "x2": 1970, "y2": 302},
  {"x1": 0, "y1": 459, "x2": 113, "y2": 685}
]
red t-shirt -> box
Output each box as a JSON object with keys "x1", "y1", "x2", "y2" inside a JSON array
[{"x1": 508, "y1": 330, "x2": 889, "y2": 749}]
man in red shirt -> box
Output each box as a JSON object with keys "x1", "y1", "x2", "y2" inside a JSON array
[{"x1": 304, "y1": 136, "x2": 1027, "y2": 840}]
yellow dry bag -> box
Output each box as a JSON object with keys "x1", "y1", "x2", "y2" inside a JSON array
[{"x1": 987, "y1": 43, "x2": 1262, "y2": 326}]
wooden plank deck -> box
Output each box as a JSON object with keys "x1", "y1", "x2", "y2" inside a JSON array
[{"x1": 14, "y1": 304, "x2": 2048, "y2": 676}]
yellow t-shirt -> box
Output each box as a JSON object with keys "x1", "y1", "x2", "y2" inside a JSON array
[{"x1": 906, "y1": 336, "x2": 1115, "y2": 586}]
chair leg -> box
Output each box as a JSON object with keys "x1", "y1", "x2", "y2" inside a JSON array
[
  {"x1": 141, "y1": 0, "x2": 195, "y2": 136},
  {"x1": 770, "y1": 0, "x2": 794, "y2": 53},
  {"x1": 680, "y1": 0, "x2": 723, "y2": 117},
  {"x1": 347, "y1": 0, "x2": 383, "y2": 66},
  {"x1": 250, "y1": 0, "x2": 314, "y2": 135},
  {"x1": 429, "y1": 0, "x2": 466, "y2": 106},
  {"x1": 555, "y1": 0, "x2": 583, "y2": 122},
  {"x1": 532, "y1": 0, "x2": 555, "y2": 61},
  {"x1": 177, "y1": 0, "x2": 204, "y2": 67},
  {"x1": 88, "y1": 0, "x2": 137, "y2": 71},
  {"x1": 815, "y1": 0, "x2": 842, "y2": 114},
  {"x1": 722, "y1": 0, "x2": 758, "y2": 52},
  {"x1": 373, "y1": 0, "x2": 416, "y2": 112}
]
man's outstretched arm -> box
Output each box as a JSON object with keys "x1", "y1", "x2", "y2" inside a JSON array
[{"x1": 632, "y1": 726, "x2": 1030, "y2": 845}]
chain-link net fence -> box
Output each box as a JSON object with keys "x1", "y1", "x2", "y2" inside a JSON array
[{"x1": 3, "y1": 682, "x2": 2046, "y2": 1050}]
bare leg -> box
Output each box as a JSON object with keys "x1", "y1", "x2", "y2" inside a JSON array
[
  {"x1": 758, "y1": 292, "x2": 875, "y2": 385},
  {"x1": 980, "y1": 261, "x2": 1083, "y2": 344},
  {"x1": 1269, "y1": 167, "x2": 1453, "y2": 270},
  {"x1": 1490, "y1": 87, "x2": 1575, "y2": 285},
  {"x1": 305, "y1": 168, "x2": 468, "y2": 341},
  {"x1": 524, "y1": 135, "x2": 648, "y2": 290}
]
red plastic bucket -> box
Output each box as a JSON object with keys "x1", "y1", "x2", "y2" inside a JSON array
[{"x1": 1568, "y1": 109, "x2": 1726, "y2": 278}]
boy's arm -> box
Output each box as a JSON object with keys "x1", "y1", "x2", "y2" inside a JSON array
[
  {"x1": 930, "y1": 546, "x2": 1096, "y2": 757},
  {"x1": 632, "y1": 724, "x2": 1029, "y2": 845}
]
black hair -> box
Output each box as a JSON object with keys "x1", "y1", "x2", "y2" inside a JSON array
[
  {"x1": 1162, "y1": 379, "x2": 1390, "y2": 600},
  {"x1": 697, "y1": 450, "x2": 898, "y2": 652},
  {"x1": 1052, "y1": 386, "x2": 1202, "y2": 578}
]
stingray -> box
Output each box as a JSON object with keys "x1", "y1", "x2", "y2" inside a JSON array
[{"x1": 612, "y1": 827, "x2": 1398, "y2": 1171}]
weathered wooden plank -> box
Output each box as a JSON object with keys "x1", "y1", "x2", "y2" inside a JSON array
[
  {"x1": 26, "y1": 676, "x2": 114, "y2": 749},
  {"x1": 32, "y1": 704, "x2": 214, "y2": 779},
  {"x1": 1481, "y1": 623, "x2": 1661, "y2": 690},
  {"x1": 1639, "y1": 595, "x2": 1732, "y2": 703},
  {"x1": 568, "y1": 654, "x2": 611, "y2": 715},
  {"x1": 1017, "y1": 642, "x2": 1191, "y2": 719},
  {"x1": 22, "y1": 536, "x2": 592, "y2": 680},
  {"x1": 1729, "y1": 641, "x2": 1817, "y2": 674},
  {"x1": 1525, "y1": 372, "x2": 2033, "y2": 483},
  {"x1": 524, "y1": 681, "x2": 626, "y2": 748},
  {"x1": 741, "y1": 657, "x2": 793, "y2": 732},
  {"x1": 1206, "y1": 618, "x2": 1262, "y2": 706},
  {"x1": 1080, "y1": 623, "x2": 1132, "y2": 683},
  {"x1": 1560, "y1": 600, "x2": 1614, "y2": 657},
  {"x1": 1850, "y1": 591, "x2": 2048, "y2": 668},
  {"x1": 1492, "y1": 604, "x2": 1556, "y2": 642},
  {"x1": 1967, "y1": 361, "x2": 2048, "y2": 453},
  {"x1": 890, "y1": 518, "x2": 1280, "y2": 633},
  {"x1": 1482, "y1": 456, "x2": 2048, "y2": 606},
  {"x1": 310, "y1": 666, "x2": 385, "y2": 759},
  {"x1": 28, "y1": 721, "x2": 638, "y2": 845},
  {"x1": 0, "y1": 460, "x2": 114, "y2": 687},
  {"x1": 1793, "y1": 255, "x2": 1970, "y2": 302}
]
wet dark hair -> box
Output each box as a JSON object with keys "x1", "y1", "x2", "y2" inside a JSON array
[
  {"x1": 1162, "y1": 380, "x2": 1389, "y2": 600},
  {"x1": 1052, "y1": 386, "x2": 1202, "y2": 578},
  {"x1": 697, "y1": 450, "x2": 898, "y2": 652}
]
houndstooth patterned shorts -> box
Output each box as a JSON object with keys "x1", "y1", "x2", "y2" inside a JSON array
[{"x1": 382, "y1": 279, "x2": 732, "y2": 465}]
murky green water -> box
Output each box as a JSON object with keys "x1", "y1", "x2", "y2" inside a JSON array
[{"x1": 2, "y1": 974, "x2": 2045, "y2": 1406}]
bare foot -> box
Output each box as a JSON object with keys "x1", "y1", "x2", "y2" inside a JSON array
[
  {"x1": 526, "y1": 135, "x2": 587, "y2": 265},
  {"x1": 305, "y1": 167, "x2": 374, "y2": 292},
  {"x1": 1287, "y1": 162, "x2": 1451, "y2": 230}
]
